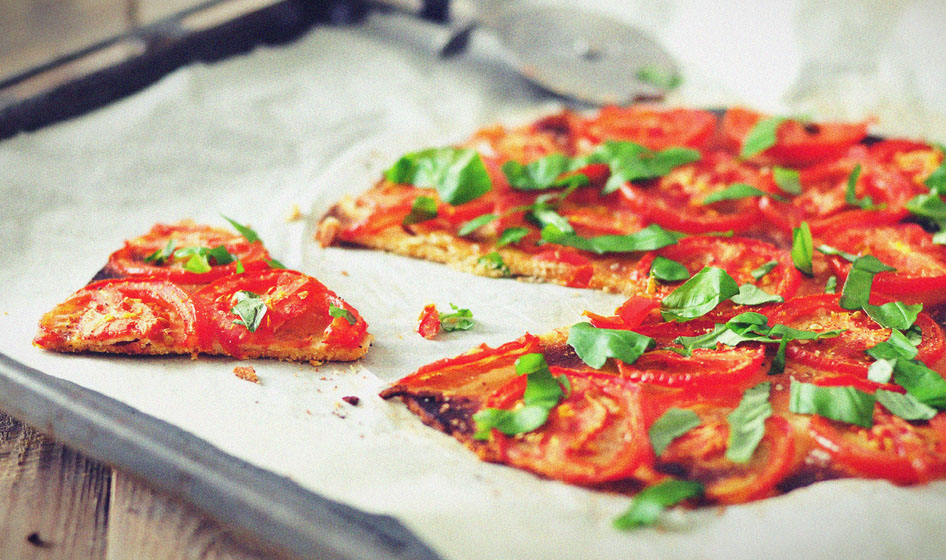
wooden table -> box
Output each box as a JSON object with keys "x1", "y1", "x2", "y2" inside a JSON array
[{"x1": 0, "y1": 411, "x2": 275, "y2": 560}]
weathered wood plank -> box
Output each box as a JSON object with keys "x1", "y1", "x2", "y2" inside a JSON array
[{"x1": 0, "y1": 412, "x2": 110, "y2": 560}]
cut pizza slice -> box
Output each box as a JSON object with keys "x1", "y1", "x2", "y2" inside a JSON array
[{"x1": 34, "y1": 220, "x2": 370, "y2": 363}]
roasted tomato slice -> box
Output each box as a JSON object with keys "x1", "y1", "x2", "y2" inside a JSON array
[
  {"x1": 34, "y1": 278, "x2": 202, "y2": 355},
  {"x1": 103, "y1": 222, "x2": 271, "y2": 286},
  {"x1": 657, "y1": 406, "x2": 796, "y2": 503},
  {"x1": 417, "y1": 304, "x2": 441, "y2": 339},
  {"x1": 758, "y1": 151, "x2": 917, "y2": 235},
  {"x1": 628, "y1": 235, "x2": 800, "y2": 318},
  {"x1": 616, "y1": 345, "x2": 765, "y2": 390},
  {"x1": 823, "y1": 223, "x2": 946, "y2": 306},
  {"x1": 531, "y1": 248, "x2": 595, "y2": 288},
  {"x1": 194, "y1": 269, "x2": 367, "y2": 358},
  {"x1": 483, "y1": 369, "x2": 651, "y2": 485},
  {"x1": 766, "y1": 294, "x2": 946, "y2": 375},
  {"x1": 867, "y1": 139, "x2": 944, "y2": 186},
  {"x1": 722, "y1": 107, "x2": 869, "y2": 166},
  {"x1": 809, "y1": 409, "x2": 946, "y2": 484},
  {"x1": 619, "y1": 151, "x2": 776, "y2": 234},
  {"x1": 575, "y1": 105, "x2": 717, "y2": 152}
]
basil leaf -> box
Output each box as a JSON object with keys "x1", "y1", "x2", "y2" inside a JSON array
[
  {"x1": 439, "y1": 303, "x2": 475, "y2": 332},
  {"x1": 906, "y1": 193, "x2": 946, "y2": 222},
  {"x1": 567, "y1": 322, "x2": 655, "y2": 369},
  {"x1": 266, "y1": 258, "x2": 286, "y2": 269},
  {"x1": 649, "y1": 147, "x2": 703, "y2": 176},
  {"x1": 791, "y1": 221, "x2": 814, "y2": 276},
  {"x1": 671, "y1": 324, "x2": 729, "y2": 355},
  {"x1": 230, "y1": 290, "x2": 267, "y2": 332},
  {"x1": 145, "y1": 239, "x2": 176, "y2": 264},
  {"x1": 817, "y1": 244, "x2": 859, "y2": 263},
  {"x1": 403, "y1": 195, "x2": 439, "y2": 225},
  {"x1": 176, "y1": 248, "x2": 212, "y2": 273},
  {"x1": 613, "y1": 480, "x2": 703, "y2": 530},
  {"x1": 222, "y1": 215, "x2": 261, "y2": 243},
  {"x1": 650, "y1": 256, "x2": 690, "y2": 282},
  {"x1": 924, "y1": 153, "x2": 946, "y2": 194},
  {"x1": 863, "y1": 301, "x2": 922, "y2": 330},
  {"x1": 825, "y1": 275, "x2": 837, "y2": 294},
  {"x1": 529, "y1": 207, "x2": 573, "y2": 233},
  {"x1": 541, "y1": 223, "x2": 681, "y2": 255},
  {"x1": 477, "y1": 251, "x2": 511, "y2": 277},
  {"x1": 649, "y1": 408, "x2": 701, "y2": 456},
  {"x1": 472, "y1": 353, "x2": 565, "y2": 439},
  {"x1": 789, "y1": 380, "x2": 875, "y2": 428},
  {"x1": 751, "y1": 260, "x2": 779, "y2": 281},
  {"x1": 726, "y1": 382, "x2": 773, "y2": 463},
  {"x1": 839, "y1": 255, "x2": 896, "y2": 310},
  {"x1": 730, "y1": 283, "x2": 784, "y2": 306},
  {"x1": 867, "y1": 329, "x2": 919, "y2": 361},
  {"x1": 876, "y1": 389, "x2": 937, "y2": 421},
  {"x1": 892, "y1": 359, "x2": 946, "y2": 410},
  {"x1": 471, "y1": 406, "x2": 549, "y2": 440},
  {"x1": 773, "y1": 166, "x2": 801, "y2": 195},
  {"x1": 496, "y1": 227, "x2": 530, "y2": 248},
  {"x1": 867, "y1": 358, "x2": 895, "y2": 384},
  {"x1": 843, "y1": 164, "x2": 881, "y2": 210},
  {"x1": 702, "y1": 183, "x2": 785, "y2": 205},
  {"x1": 458, "y1": 213, "x2": 497, "y2": 236},
  {"x1": 329, "y1": 304, "x2": 356, "y2": 325},
  {"x1": 635, "y1": 65, "x2": 683, "y2": 90},
  {"x1": 502, "y1": 154, "x2": 588, "y2": 191},
  {"x1": 590, "y1": 141, "x2": 700, "y2": 194},
  {"x1": 385, "y1": 147, "x2": 491, "y2": 205},
  {"x1": 660, "y1": 267, "x2": 740, "y2": 321},
  {"x1": 740, "y1": 117, "x2": 785, "y2": 159},
  {"x1": 235, "y1": 259, "x2": 244, "y2": 274},
  {"x1": 205, "y1": 245, "x2": 236, "y2": 266}
]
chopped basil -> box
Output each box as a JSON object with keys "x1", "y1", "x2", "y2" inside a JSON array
[
  {"x1": 838, "y1": 255, "x2": 895, "y2": 310},
  {"x1": 144, "y1": 239, "x2": 177, "y2": 264},
  {"x1": 230, "y1": 290, "x2": 267, "y2": 332},
  {"x1": 477, "y1": 252, "x2": 511, "y2": 277},
  {"x1": 235, "y1": 259, "x2": 244, "y2": 274},
  {"x1": 791, "y1": 221, "x2": 814, "y2": 276},
  {"x1": 472, "y1": 353, "x2": 566, "y2": 439},
  {"x1": 789, "y1": 380, "x2": 875, "y2": 428},
  {"x1": 439, "y1": 303, "x2": 475, "y2": 332},
  {"x1": 924, "y1": 149, "x2": 946, "y2": 194},
  {"x1": 868, "y1": 329, "x2": 920, "y2": 361},
  {"x1": 843, "y1": 163, "x2": 882, "y2": 210},
  {"x1": 613, "y1": 480, "x2": 703, "y2": 530},
  {"x1": 222, "y1": 215, "x2": 261, "y2": 243},
  {"x1": 906, "y1": 193, "x2": 946, "y2": 222},
  {"x1": 502, "y1": 154, "x2": 589, "y2": 191},
  {"x1": 541, "y1": 223, "x2": 681, "y2": 255},
  {"x1": 650, "y1": 256, "x2": 690, "y2": 283},
  {"x1": 648, "y1": 408, "x2": 701, "y2": 456},
  {"x1": 891, "y1": 359, "x2": 946, "y2": 410},
  {"x1": 173, "y1": 245, "x2": 237, "y2": 274},
  {"x1": 773, "y1": 166, "x2": 801, "y2": 195},
  {"x1": 702, "y1": 183, "x2": 785, "y2": 205},
  {"x1": 876, "y1": 389, "x2": 937, "y2": 421},
  {"x1": 329, "y1": 304, "x2": 356, "y2": 325},
  {"x1": 385, "y1": 147, "x2": 491, "y2": 205},
  {"x1": 266, "y1": 258, "x2": 286, "y2": 269},
  {"x1": 496, "y1": 227, "x2": 530, "y2": 248},
  {"x1": 585, "y1": 141, "x2": 699, "y2": 194},
  {"x1": 730, "y1": 283, "x2": 784, "y2": 306},
  {"x1": 816, "y1": 244, "x2": 859, "y2": 263},
  {"x1": 528, "y1": 207, "x2": 573, "y2": 233},
  {"x1": 403, "y1": 196, "x2": 439, "y2": 225},
  {"x1": 458, "y1": 213, "x2": 497, "y2": 237},
  {"x1": 660, "y1": 267, "x2": 740, "y2": 322},
  {"x1": 751, "y1": 260, "x2": 779, "y2": 281},
  {"x1": 825, "y1": 275, "x2": 837, "y2": 294},
  {"x1": 726, "y1": 382, "x2": 772, "y2": 463},
  {"x1": 567, "y1": 322, "x2": 655, "y2": 369},
  {"x1": 863, "y1": 301, "x2": 922, "y2": 331},
  {"x1": 740, "y1": 117, "x2": 785, "y2": 159},
  {"x1": 635, "y1": 65, "x2": 683, "y2": 90},
  {"x1": 867, "y1": 358, "x2": 895, "y2": 384}
]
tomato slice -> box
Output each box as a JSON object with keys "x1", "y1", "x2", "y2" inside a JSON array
[
  {"x1": 616, "y1": 344, "x2": 765, "y2": 390},
  {"x1": 619, "y1": 151, "x2": 776, "y2": 234},
  {"x1": 867, "y1": 139, "x2": 943, "y2": 186},
  {"x1": 194, "y1": 269, "x2": 367, "y2": 358},
  {"x1": 417, "y1": 304, "x2": 441, "y2": 339},
  {"x1": 722, "y1": 107, "x2": 869, "y2": 166},
  {"x1": 104, "y1": 222, "x2": 271, "y2": 286},
  {"x1": 575, "y1": 105, "x2": 717, "y2": 151},
  {"x1": 584, "y1": 296, "x2": 661, "y2": 330},
  {"x1": 34, "y1": 278, "x2": 203, "y2": 355},
  {"x1": 809, "y1": 409, "x2": 946, "y2": 484},
  {"x1": 823, "y1": 223, "x2": 946, "y2": 306},
  {"x1": 484, "y1": 369, "x2": 651, "y2": 485},
  {"x1": 657, "y1": 408, "x2": 796, "y2": 503},
  {"x1": 766, "y1": 294, "x2": 945, "y2": 375},
  {"x1": 531, "y1": 248, "x2": 595, "y2": 288}
]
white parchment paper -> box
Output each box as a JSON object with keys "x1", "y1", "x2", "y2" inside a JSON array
[{"x1": 2, "y1": 4, "x2": 946, "y2": 559}]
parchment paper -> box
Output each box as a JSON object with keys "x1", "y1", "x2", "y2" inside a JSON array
[{"x1": 2, "y1": 3, "x2": 946, "y2": 559}]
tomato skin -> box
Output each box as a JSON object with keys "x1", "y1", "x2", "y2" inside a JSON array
[
  {"x1": 722, "y1": 107, "x2": 869, "y2": 166},
  {"x1": 617, "y1": 346, "x2": 765, "y2": 390},
  {"x1": 867, "y1": 139, "x2": 943, "y2": 185},
  {"x1": 823, "y1": 223, "x2": 946, "y2": 306},
  {"x1": 417, "y1": 304, "x2": 441, "y2": 339},
  {"x1": 584, "y1": 296, "x2": 660, "y2": 330},
  {"x1": 484, "y1": 369, "x2": 652, "y2": 485},
  {"x1": 618, "y1": 151, "x2": 777, "y2": 235},
  {"x1": 576, "y1": 105, "x2": 717, "y2": 151},
  {"x1": 104, "y1": 222, "x2": 271, "y2": 286},
  {"x1": 194, "y1": 269, "x2": 366, "y2": 358},
  {"x1": 34, "y1": 278, "x2": 203, "y2": 355},
  {"x1": 809, "y1": 409, "x2": 946, "y2": 484}
]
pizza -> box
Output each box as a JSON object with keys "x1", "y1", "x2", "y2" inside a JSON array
[
  {"x1": 317, "y1": 105, "x2": 946, "y2": 523},
  {"x1": 34, "y1": 219, "x2": 370, "y2": 363}
]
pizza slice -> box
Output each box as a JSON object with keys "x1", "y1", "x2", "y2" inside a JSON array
[{"x1": 34, "y1": 219, "x2": 370, "y2": 363}]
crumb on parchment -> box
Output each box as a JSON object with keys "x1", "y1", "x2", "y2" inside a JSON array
[
  {"x1": 286, "y1": 204, "x2": 302, "y2": 222},
  {"x1": 233, "y1": 366, "x2": 259, "y2": 383}
]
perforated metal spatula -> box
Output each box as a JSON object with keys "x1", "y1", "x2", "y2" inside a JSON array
[{"x1": 373, "y1": 0, "x2": 679, "y2": 105}]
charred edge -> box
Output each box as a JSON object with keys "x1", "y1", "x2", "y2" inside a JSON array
[
  {"x1": 541, "y1": 340, "x2": 586, "y2": 370},
  {"x1": 382, "y1": 390, "x2": 480, "y2": 438},
  {"x1": 88, "y1": 266, "x2": 123, "y2": 285}
]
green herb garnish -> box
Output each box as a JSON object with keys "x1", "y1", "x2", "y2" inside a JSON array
[
  {"x1": 660, "y1": 267, "x2": 740, "y2": 321},
  {"x1": 541, "y1": 223, "x2": 681, "y2": 255},
  {"x1": 702, "y1": 183, "x2": 785, "y2": 205},
  {"x1": 329, "y1": 303, "x2": 356, "y2": 325},
  {"x1": 789, "y1": 380, "x2": 875, "y2": 428},
  {"x1": 222, "y1": 215, "x2": 261, "y2": 243},
  {"x1": 403, "y1": 196, "x2": 439, "y2": 225},
  {"x1": 740, "y1": 117, "x2": 785, "y2": 159},
  {"x1": 502, "y1": 154, "x2": 589, "y2": 191},
  {"x1": 875, "y1": 390, "x2": 937, "y2": 421},
  {"x1": 458, "y1": 213, "x2": 497, "y2": 237},
  {"x1": 230, "y1": 290, "x2": 267, "y2": 332},
  {"x1": 439, "y1": 303, "x2": 475, "y2": 332},
  {"x1": 650, "y1": 256, "x2": 690, "y2": 283},
  {"x1": 751, "y1": 260, "x2": 779, "y2": 281},
  {"x1": 385, "y1": 147, "x2": 491, "y2": 205},
  {"x1": 613, "y1": 480, "x2": 703, "y2": 530},
  {"x1": 730, "y1": 283, "x2": 784, "y2": 306},
  {"x1": 635, "y1": 65, "x2": 683, "y2": 90},
  {"x1": 726, "y1": 382, "x2": 772, "y2": 463},
  {"x1": 496, "y1": 227, "x2": 530, "y2": 248},
  {"x1": 477, "y1": 252, "x2": 511, "y2": 277},
  {"x1": 144, "y1": 239, "x2": 177, "y2": 264},
  {"x1": 791, "y1": 221, "x2": 813, "y2": 276},
  {"x1": 838, "y1": 255, "x2": 895, "y2": 310},
  {"x1": 566, "y1": 322, "x2": 655, "y2": 369},
  {"x1": 648, "y1": 408, "x2": 701, "y2": 456},
  {"x1": 773, "y1": 166, "x2": 801, "y2": 195},
  {"x1": 472, "y1": 353, "x2": 567, "y2": 439}
]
